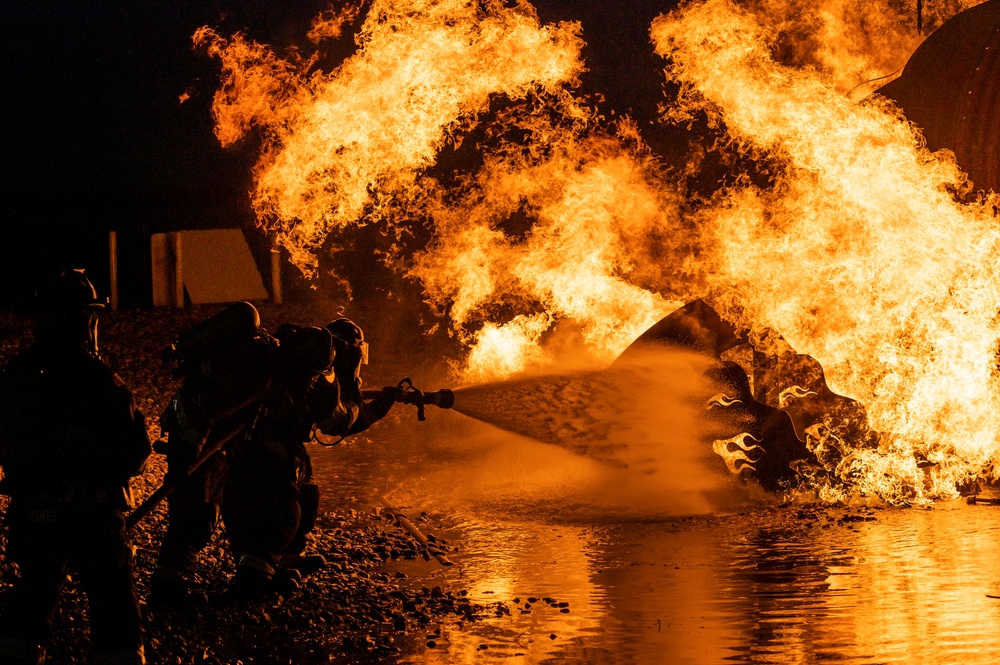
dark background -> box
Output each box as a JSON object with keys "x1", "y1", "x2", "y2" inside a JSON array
[{"x1": 0, "y1": 0, "x2": 683, "y2": 310}]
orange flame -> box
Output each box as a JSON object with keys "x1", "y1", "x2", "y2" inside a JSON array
[
  {"x1": 778, "y1": 385, "x2": 818, "y2": 409},
  {"x1": 461, "y1": 313, "x2": 553, "y2": 382},
  {"x1": 411, "y1": 110, "x2": 685, "y2": 373},
  {"x1": 199, "y1": 0, "x2": 997, "y2": 501},
  {"x1": 712, "y1": 433, "x2": 761, "y2": 474},
  {"x1": 707, "y1": 393, "x2": 742, "y2": 409},
  {"x1": 196, "y1": 0, "x2": 585, "y2": 274},
  {"x1": 652, "y1": 0, "x2": 1000, "y2": 500},
  {"x1": 738, "y1": 1, "x2": 987, "y2": 99},
  {"x1": 306, "y1": 3, "x2": 361, "y2": 44}
]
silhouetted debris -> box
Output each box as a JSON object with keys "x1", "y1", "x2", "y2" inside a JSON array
[{"x1": 837, "y1": 513, "x2": 877, "y2": 524}]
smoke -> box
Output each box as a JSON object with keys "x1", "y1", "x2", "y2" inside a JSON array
[{"x1": 377, "y1": 347, "x2": 757, "y2": 517}]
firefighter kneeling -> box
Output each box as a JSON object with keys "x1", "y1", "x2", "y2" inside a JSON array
[{"x1": 146, "y1": 305, "x2": 396, "y2": 601}]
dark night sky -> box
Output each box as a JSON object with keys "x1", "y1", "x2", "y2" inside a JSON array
[{"x1": 0, "y1": 1, "x2": 680, "y2": 308}]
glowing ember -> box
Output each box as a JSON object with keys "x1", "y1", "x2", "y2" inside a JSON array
[{"x1": 652, "y1": 0, "x2": 1000, "y2": 499}]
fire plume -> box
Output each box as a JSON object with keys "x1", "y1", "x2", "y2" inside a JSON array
[
  {"x1": 652, "y1": 0, "x2": 1000, "y2": 499},
  {"x1": 196, "y1": 0, "x2": 585, "y2": 274},
  {"x1": 411, "y1": 110, "x2": 685, "y2": 371},
  {"x1": 199, "y1": 0, "x2": 999, "y2": 502}
]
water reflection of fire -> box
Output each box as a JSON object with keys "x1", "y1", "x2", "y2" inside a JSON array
[{"x1": 197, "y1": 0, "x2": 999, "y2": 503}]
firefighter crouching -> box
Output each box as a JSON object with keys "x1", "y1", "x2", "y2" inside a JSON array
[
  {"x1": 0, "y1": 270, "x2": 151, "y2": 665},
  {"x1": 222, "y1": 318, "x2": 396, "y2": 596},
  {"x1": 149, "y1": 302, "x2": 279, "y2": 606}
]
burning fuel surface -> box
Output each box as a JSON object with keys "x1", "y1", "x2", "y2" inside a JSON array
[{"x1": 195, "y1": 0, "x2": 999, "y2": 504}]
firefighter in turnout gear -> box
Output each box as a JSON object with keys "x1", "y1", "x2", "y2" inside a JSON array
[
  {"x1": 0, "y1": 270, "x2": 151, "y2": 665},
  {"x1": 222, "y1": 324, "x2": 337, "y2": 596},
  {"x1": 222, "y1": 318, "x2": 396, "y2": 596},
  {"x1": 149, "y1": 302, "x2": 279, "y2": 606}
]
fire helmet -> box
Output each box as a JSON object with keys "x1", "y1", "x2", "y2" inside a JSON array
[
  {"x1": 276, "y1": 324, "x2": 336, "y2": 376},
  {"x1": 33, "y1": 269, "x2": 105, "y2": 356},
  {"x1": 326, "y1": 318, "x2": 368, "y2": 367},
  {"x1": 35, "y1": 269, "x2": 106, "y2": 313}
]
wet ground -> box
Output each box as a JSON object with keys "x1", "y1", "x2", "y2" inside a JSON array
[{"x1": 312, "y1": 409, "x2": 1000, "y2": 664}]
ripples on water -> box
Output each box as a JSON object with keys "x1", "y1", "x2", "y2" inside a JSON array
[
  {"x1": 709, "y1": 507, "x2": 1000, "y2": 664},
  {"x1": 312, "y1": 417, "x2": 1000, "y2": 664}
]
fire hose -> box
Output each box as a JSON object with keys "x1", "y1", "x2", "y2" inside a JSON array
[
  {"x1": 125, "y1": 418, "x2": 250, "y2": 530},
  {"x1": 377, "y1": 494, "x2": 454, "y2": 566}
]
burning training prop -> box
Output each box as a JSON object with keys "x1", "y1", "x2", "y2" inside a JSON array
[{"x1": 651, "y1": 0, "x2": 1000, "y2": 502}]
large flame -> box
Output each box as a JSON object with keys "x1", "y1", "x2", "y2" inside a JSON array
[
  {"x1": 410, "y1": 106, "x2": 687, "y2": 370},
  {"x1": 652, "y1": 0, "x2": 1000, "y2": 499},
  {"x1": 198, "y1": 0, "x2": 999, "y2": 501},
  {"x1": 197, "y1": 0, "x2": 585, "y2": 273}
]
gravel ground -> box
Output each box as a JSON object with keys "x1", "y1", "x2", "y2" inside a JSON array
[{"x1": 0, "y1": 303, "x2": 501, "y2": 664}]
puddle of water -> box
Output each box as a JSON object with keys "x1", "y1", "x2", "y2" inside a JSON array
[{"x1": 310, "y1": 413, "x2": 1000, "y2": 664}]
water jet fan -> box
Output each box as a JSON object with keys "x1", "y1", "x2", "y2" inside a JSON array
[{"x1": 433, "y1": 300, "x2": 885, "y2": 497}]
